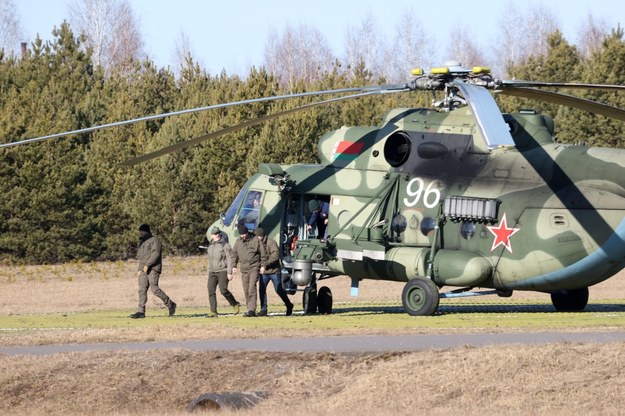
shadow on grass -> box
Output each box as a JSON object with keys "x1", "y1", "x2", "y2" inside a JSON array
[
  {"x1": 130, "y1": 302, "x2": 625, "y2": 319},
  {"x1": 325, "y1": 302, "x2": 625, "y2": 316}
]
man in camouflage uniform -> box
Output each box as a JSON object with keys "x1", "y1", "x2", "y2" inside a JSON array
[
  {"x1": 130, "y1": 224, "x2": 176, "y2": 318},
  {"x1": 231, "y1": 224, "x2": 267, "y2": 317},
  {"x1": 255, "y1": 227, "x2": 294, "y2": 316},
  {"x1": 206, "y1": 227, "x2": 241, "y2": 317}
]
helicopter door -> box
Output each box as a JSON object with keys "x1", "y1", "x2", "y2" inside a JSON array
[
  {"x1": 236, "y1": 190, "x2": 264, "y2": 232},
  {"x1": 282, "y1": 194, "x2": 330, "y2": 251},
  {"x1": 283, "y1": 195, "x2": 301, "y2": 254},
  {"x1": 305, "y1": 195, "x2": 330, "y2": 239}
]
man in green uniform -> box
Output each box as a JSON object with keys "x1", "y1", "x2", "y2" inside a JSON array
[
  {"x1": 206, "y1": 227, "x2": 241, "y2": 317},
  {"x1": 129, "y1": 224, "x2": 176, "y2": 319},
  {"x1": 231, "y1": 224, "x2": 267, "y2": 317}
]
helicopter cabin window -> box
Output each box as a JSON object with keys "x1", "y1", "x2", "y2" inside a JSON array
[{"x1": 237, "y1": 190, "x2": 263, "y2": 231}]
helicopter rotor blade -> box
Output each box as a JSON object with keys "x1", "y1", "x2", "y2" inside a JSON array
[
  {"x1": 120, "y1": 87, "x2": 408, "y2": 167},
  {"x1": 498, "y1": 87, "x2": 625, "y2": 122},
  {"x1": 499, "y1": 80, "x2": 625, "y2": 92},
  {"x1": 454, "y1": 80, "x2": 515, "y2": 147},
  {"x1": 1, "y1": 85, "x2": 407, "y2": 149}
]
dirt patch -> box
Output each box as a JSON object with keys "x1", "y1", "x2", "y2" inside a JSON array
[
  {"x1": 0, "y1": 256, "x2": 417, "y2": 315},
  {"x1": 2, "y1": 256, "x2": 625, "y2": 315}
]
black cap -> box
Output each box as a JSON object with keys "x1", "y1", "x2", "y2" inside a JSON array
[
  {"x1": 139, "y1": 224, "x2": 151, "y2": 233},
  {"x1": 237, "y1": 224, "x2": 248, "y2": 235}
]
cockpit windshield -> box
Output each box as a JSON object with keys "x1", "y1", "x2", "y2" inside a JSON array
[
  {"x1": 222, "y1": 186, "x2": 247, "y2": 226},
  {"x1": 222, "y1": 179, "x2": 264, "y2": 232},
  {"x1": 237, "y1": 190, "x2": 263, "y2": 231}
]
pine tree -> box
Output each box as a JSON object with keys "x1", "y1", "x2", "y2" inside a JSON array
[
  {"x1": 0, "y1": 24, "x2": 107, "y2": 263},
  {"x1": 574, "y1": 26, "x2": 625, "y2": 147},
  {"x1": 497, "y1": 31, "x2": 585, "y2": 144}
]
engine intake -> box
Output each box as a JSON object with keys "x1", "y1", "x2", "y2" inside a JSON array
[{"x1": 384, "y1": 131, "x2": 412, "y2": 167}]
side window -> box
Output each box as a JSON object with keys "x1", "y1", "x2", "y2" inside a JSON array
[{"x1": 237, "y1": 190, "x2": 263, "y2": 231}]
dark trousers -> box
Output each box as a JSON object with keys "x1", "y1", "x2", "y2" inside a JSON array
[
  {"x1": 136, "y1": 270, "x2": 173, "y2": 313},
  {"x1": 259, "y1": 273, "x2": 293, "y2": 312},
  {"x1": 207, "y1": 270, "x2": 238, "y2": 313}
]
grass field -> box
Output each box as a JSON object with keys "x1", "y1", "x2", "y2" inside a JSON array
[{"x1": 1, "y1": 256, "x2": 625, "y2": 415}]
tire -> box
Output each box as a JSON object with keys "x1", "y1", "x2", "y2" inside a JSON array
[
  {"x1": 303, "y1": 286, "x2": 318, "y2": 314},
  {"x1": 551, "y1": 287, "x2": 589, "y2": 311},
  {"x1": 317, "y1": 286, "x2": 333, "y2": 314},
  {"x1": 401, "y1": 278, "x2": 440, "y2": 316}
]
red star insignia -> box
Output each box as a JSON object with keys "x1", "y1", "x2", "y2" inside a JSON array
[{"x1": 487, "y1": 213, "x2": 520, "y2": 253}]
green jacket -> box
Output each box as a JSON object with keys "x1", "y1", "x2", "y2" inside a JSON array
[
  {"x1": 260, "y1": 236, "x2": 281, "y2": 275},
  {"x1": 231, "y1": 232, "x2": 267, "y2": 273},
  {"x1": 137, "y1": 235, "x2": 162, "y2": 273},
  {"x1": 207, "y1": 239, "x2": 233, "y2": 273}
]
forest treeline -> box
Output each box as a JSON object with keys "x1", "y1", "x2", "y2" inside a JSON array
[{"x1": 1, "y1": 24, "x2": 625, "y2": 264}]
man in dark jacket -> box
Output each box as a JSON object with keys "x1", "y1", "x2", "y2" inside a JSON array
[
  {"x1": 206, "y1": 227, "x2": 240, "y2": 317},
  {"x1": 231, "y1": 224, "x2": 267, "y2": 317},
  {"x1": 255, "y1": 227, "x2": 293, "y2": 316},
  {"x1": 129, "y1": 224, "x2": 176, "y2": 318},
  {"x1": 307, "y1": 198, "x2": 329, "y2": 239}
]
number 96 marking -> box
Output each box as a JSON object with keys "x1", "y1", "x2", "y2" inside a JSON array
[{"x1": 403, "y1": 177, "x2": 441, "y2": 208}]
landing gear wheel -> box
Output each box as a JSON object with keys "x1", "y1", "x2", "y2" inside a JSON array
[
  {"x1": 303, "y1": 286, "x2": 318, "y2": 314},
  {"x1": 317, "y1": 286, "x2": 333, "y2": 314},
  {"x1": 551, "y1": 287, "x2": 589, "y2": 311},
  {"x1": 402, "y1": 278, "x2": 440, "y2": 316}
]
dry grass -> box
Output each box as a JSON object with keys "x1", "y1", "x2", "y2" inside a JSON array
[
  {"x1": 1, "y1": 257, "x2": 625, "y2": 415},
  {"x1": 0, "y1": 256, "x2": 412, "y2": 315},
  {"x1": 4, "y1": 255, "x2": 622, "y2": 315},
  {"x1": 1, "y1": 345, "x2": 624, "y2": 415}
]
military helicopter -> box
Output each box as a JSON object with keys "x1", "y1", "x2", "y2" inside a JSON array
[{"x1": 5, "y1": 61, "x2": 625, "y2": 316}]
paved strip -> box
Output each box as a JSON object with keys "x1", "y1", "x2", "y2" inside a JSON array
[{"x1": 2, "y1": 332, "x2": 625, "y2": 356}]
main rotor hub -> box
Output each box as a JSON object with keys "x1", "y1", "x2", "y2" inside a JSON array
[{"x1": 410, "y1": 63, "x2": 497, "y2": 111}]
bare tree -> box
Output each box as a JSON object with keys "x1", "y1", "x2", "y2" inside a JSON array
[
  {"x1": 385, "y1": 9, "x2": 437, "y2": 82},
  {"x1": 446, "y1": 23, "x2": 489, "y2": 71},
  {"x1": 0, "y1": 0, "x2": 24, "y2": 57},
  {"x1": 525, "y1": 5, "x2": 560, "y2": 57},
  {"x1": 577, "y1": 13, "x2": 611, "y2": 60},
  {"x1": 263, "y1": 22, "x2": 334, "y2": 89},
  {"x1": 344, "y1": 12, "x2": 386, "y2": 80},
  {"x1": 69, "y1": 0, "x2": 144, "y2": 74},
  {"x1": 494, "y1": 2, "x2": 561, "y2": 76},
  {"x1": 173, "y1": 30, "x2": 198, "y2": 75}
]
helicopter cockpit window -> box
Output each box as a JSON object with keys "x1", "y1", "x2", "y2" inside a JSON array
[
  {"x1": 222, "y1": 186, "x2": 247, "y2": 226},
  {"x1": 237, "y1": 190, "x2": 263, "y2": 231}
]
